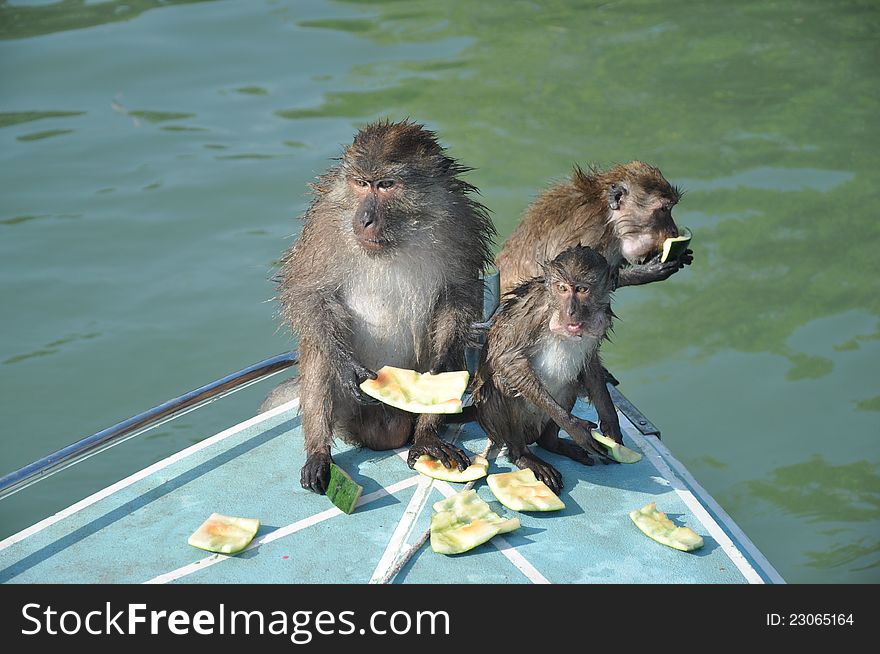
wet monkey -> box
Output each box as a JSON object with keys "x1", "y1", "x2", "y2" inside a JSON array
[
  {"x1": 471, "y1": 245, "x2": 621, "y2": 494},
  {"x1": 275, "y1": 120, "x2": 495, "y2": 493},
  {"x1": 495, "y1": 161, "x2": 692, "y2": 294}
]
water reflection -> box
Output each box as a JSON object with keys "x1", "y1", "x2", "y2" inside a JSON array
[
  {"x1": 0, "y1": 0, "x2": 217, "y2": 40},
  {"x1": 16, "y1": 128, "x2": 73, "y2": 141},
  {"x1": 0, "y1": 111, "x2": 83, "y2": 128},
  {"x1": 746, "y1": 456, "x2": 879, "y2": 525},
  {"x1": 805, "y1": 537, "x2": 879, "y2": 572},
  {"x1": 283, "y1": 0, "x2": 880, "y2": 381}
]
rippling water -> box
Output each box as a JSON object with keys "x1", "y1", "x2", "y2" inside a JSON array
[{"x1": 1, "y1": 0, "x2": 877, "y2": 583}]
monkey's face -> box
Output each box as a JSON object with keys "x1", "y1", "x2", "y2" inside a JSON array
[
  {"x1": 544, "y1": 247, "x2": 613, "y2": 341},
  {"x1": 338, "y1": 120, "x2": 463, "y2": 255},
  {"x1": 607, "y1": 164, "x2": 682, "y2": 264},
  {"x1": 348, "y1": 175, "x2": 401, "y2": 252}
]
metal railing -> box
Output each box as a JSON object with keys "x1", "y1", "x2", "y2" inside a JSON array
[{"x1": 0, "y1": 352, "x2": 299, "y2": 501}]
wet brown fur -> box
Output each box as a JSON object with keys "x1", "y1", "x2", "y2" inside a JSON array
[
  {"x1": 495, "y1": 161, "x2": 685, "y2": 294},
  {"x1": 275, "y1": 120, "x2": 495, "y2": 493},
  {"x1": 471, "y1": 245, "x2": 622, "y2": 493}
]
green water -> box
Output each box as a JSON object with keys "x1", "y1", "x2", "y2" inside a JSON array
[{"x1": 1, "y1": 0, "x2": 877, "y2": 584}]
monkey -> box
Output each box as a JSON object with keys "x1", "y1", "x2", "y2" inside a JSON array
[
  {"x1": 495, "y1": 161, "x2": 692, "y2": 295},
  {"x1": 470, "y1": 244, "x2": 621, "y2": 494},
  {"x1": 274, "y1": 120, "x2": 496, "y2": 494}
]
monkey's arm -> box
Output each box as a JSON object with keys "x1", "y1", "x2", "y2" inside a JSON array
[
  {"x1": 496, "y1": 357, "x2": 610, "y2": 461},
  {"x1": 581, "y1": 355, "x2": 623, "y2": 443},
  {"x1": 297, "y1": 343, "x2": 336, "y2": 493},
  {"x1": 616, "y1": 249, "x2": 693, "y2": 288},
  {"x1": 290, "y1": 290, "x2": 379, "y2": 405}
]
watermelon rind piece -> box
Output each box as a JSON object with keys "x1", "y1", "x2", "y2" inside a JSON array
[
  {"x1": 430, "y1": 489, "x2": 520, "y2": 555},
  {"x1": 591, "y1": 431, "x2": 643, "y2": 464},
  {"x1": 414, "y1": 454, "x2": 489, "y2": 482},
  {"x1": 359, "y1": 366, "x2": 468, "y2": 414},
  {"x1": 629, "y1": 502, "x2": 704, "y2": 552},
  {"x1": 486, "y1": 468, "x2": 565, "y2": 512},
  {"x1": 187, "y1": 513, "x2": 260, "y2": 555},
  {"x1": 660, "y1": 227, "x2": 692, "y2": 263},
  {"x1": 327, "y1": 463, "x2": 363, "y2": 514}
]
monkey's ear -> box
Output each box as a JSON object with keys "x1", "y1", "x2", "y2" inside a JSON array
[{"x1": 608, "y1": 183, "x2": 626, "y2": 210}]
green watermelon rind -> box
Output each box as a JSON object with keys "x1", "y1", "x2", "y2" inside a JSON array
[
  {"x1": 187, "y1": 513, "x2": 260, "y2": 555},
  {"x1": 414, "y1": 454, "x2": 489, "y2": 483},
  {"x1": 591, "y1": 431, "x2": 643, "y2": 464},
  {"x1": 486, "y1": 469, "x2": 565, "y2": 512},
  {"x1": 430, "y1": 489, "x2": 520, "y2": 555},
  {"x1": 629, "y1": 502, "x2": 704, "y2": 552},
  {"x1": 660, "y1": 227, "x2": 692, "y2": 263},
  {"x1": 360, "y1": 366, "x2": 468, "y2": 414}
]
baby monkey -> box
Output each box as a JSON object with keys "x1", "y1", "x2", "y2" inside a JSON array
[{"x1": 471, "y1": 245, "x2": 622, "y2": 493}]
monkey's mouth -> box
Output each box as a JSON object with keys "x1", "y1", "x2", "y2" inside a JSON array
[
  {"x1": 563, "y1": 322, "x2": 585, "y2": 337},
  {"x1": 550, "y1": 315, "x2": 585, "y2": 339},
  {"x1": 357, "y1": 236, "x2": 390, "y2": 251}
]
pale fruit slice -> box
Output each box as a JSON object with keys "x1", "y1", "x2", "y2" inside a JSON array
[
  {"x1": 432, "y1": 489, "x2": 520, "y2": 534},
  {"x1": 660, "y1": 227, "x2": 692, "y2": 263},
  {"x1": 359, "y1": 366, "x2": 469, "y2": 414},
  {"x1": 430, "y1": 489, "x2": 520, "y2": 555},
  {"x1": 414, "y1": 454, "x2": 489, "y2": 483},
  {"x1": 629, "y1": 502, "x2": 704, "y2": 552},
  {"x1": 591, "y1": 431, "x2": 643, "y2": 464},
  {"x1": 188, "y1": 513, "x2": 260, "y2": 555},
  {"x1": 486, "y1": 468, "x2": 565, "y2": 512}
]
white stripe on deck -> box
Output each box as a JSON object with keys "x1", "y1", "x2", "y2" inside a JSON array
[
  {"x1": 434, "y1": 480, "x2": 550, "y2": 584},
  {"x1": 368, "y1": 475, "x2": 436, "y2": 583},
  {"x1": 0, "y1": 399, "x2": 301, "y2": 552},
  {"x1": 368, "y1": 429, "x2": 466, "y2": 583},
  {"x1": 145, "y1": 475, "x2": 422, "y2": 584},
  {"x1": 617, "y1": 413, "x2": 765, "y2": 584},
  {"x1": 643, "y1": 432, "x2": 785, "y2": 584}
]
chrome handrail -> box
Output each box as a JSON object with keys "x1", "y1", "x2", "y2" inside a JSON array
[{"x1": 0, "y1": 352, "x2": 299, "y2": 501}]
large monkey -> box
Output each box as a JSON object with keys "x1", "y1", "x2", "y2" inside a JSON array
[
  {"x1": 275, "y1": 120, "x2": 495, "y2": 494},
  {"x1": 471, "y1": 245, "x2": 620, "y2": 494},
  {"x1": 495, "y1": 161, "x2": 692, "y2": 294}
]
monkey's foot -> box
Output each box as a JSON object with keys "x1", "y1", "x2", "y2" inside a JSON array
[
  {"x1": 407, "y1": 436, "x2": 470, "y2": 472},
  {"x1": 301, "y1": 452, "x2": 332, "y2": 494},
  {"x1": 513, "y1": 452, "x2": 563, "y2": 495}
]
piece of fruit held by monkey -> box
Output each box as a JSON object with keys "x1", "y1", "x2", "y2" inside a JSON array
[
  {"x1": 274, "y1": 119, "x2": 496, "y2": 494},
  {"x1": 470, "y1": 244, "x2": 621, "y2": 494},
  {"x1": 495, "y1": 161, "x2": 692, "y2": 294}
]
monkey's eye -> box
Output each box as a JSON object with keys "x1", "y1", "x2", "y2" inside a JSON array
[
  {"x1": 355, "y1": 179, "x2": 369, "y2": 188},
  {"x1": 376, "y1": 179, "x2": 395, "y2": 190},
  {"x1": 556, "y1": 283, "x2": 567, "y2": 294},
  {"x1": 575, "y1": 286, "x2": 588, "y2": 294}
]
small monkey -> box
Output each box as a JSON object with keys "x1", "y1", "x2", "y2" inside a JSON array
[
  {"x1": 275, "y1": 120, "x2": 496, "y2": 494},
  {"x1": 471, "y1": 245, "x2": 621, "y2": 494},
  {"x1": 495, "y1": 161, "x2": 692, "y2": 294}
]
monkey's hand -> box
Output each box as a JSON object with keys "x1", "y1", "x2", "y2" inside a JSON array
[
  {"x1": 597, "y1": 423, "x2": 624, "y2": 445},
  {"x1": 567, "y1": 417, "x2": 617, "y2": 465},
  {"x1": 340, "y1": 358, "x2": 381, "y2": 406},
  {"x1": 514, "y1": 452, "x2": 564, "y2": 495},
  {"x1": 407, "y1": 434, "x2": 470, "y2": 471},
  {"x1": 301, "y1": 451, "x2": 332, "y2": 494},
  {"x1": 618, "y1": 249, "x2": 693, "y2": 287}
]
